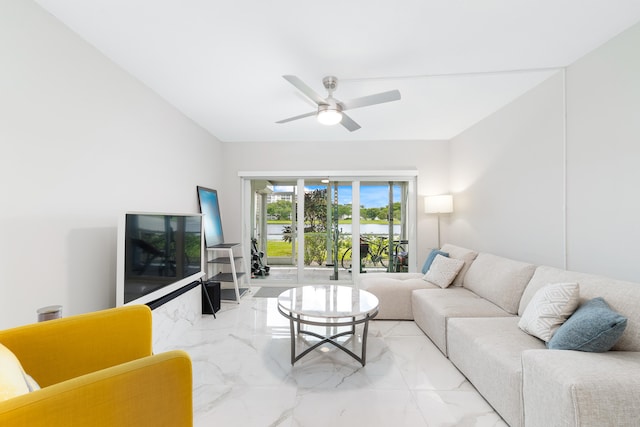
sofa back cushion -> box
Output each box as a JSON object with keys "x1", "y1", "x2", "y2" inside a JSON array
[
  {"x1": 463, "y1": 253, "x2": 536, "y2": 314},
  {"x1": 439, "y1": 244, "x2": 478, "y2": 287},
  {"x1": 519, "y1": 266, "x2": 640, "y2": 351}
]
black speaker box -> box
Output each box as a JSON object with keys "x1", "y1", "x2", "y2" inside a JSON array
[{"x1": 202, "y1": 281, "x2": 221, "y2": 314}]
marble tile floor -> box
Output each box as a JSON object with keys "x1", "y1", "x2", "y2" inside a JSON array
[
  {"x1": 251, "y1": 266, "x2": 390, "y2": 285},
  {"x1": 169, "y1": 289, "x2": 508, "y2": 427}
]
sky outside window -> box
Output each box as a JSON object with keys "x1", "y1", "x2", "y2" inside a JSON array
[{"x1": 273, "y1": 185, "x2": 400, "y2": 208}]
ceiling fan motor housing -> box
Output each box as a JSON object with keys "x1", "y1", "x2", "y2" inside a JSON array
[
  {"x1": 322, "y1": 76, "x2": 338, "y2": 93},
  {"x1": 318, "y1": 100, "x2": 341, "y2": 113}
]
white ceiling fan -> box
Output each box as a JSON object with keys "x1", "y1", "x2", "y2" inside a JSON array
[{"x1": 276, "y1": 75, "x2": 401, "y2": 132}]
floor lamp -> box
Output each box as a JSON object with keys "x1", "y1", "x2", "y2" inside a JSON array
[{"x1": 424, "y1": 195, "x2": 453, "y2": 249}]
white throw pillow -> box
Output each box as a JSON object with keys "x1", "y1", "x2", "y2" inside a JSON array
[
  {"x1": 0, "y1": 343, "x2": 32, "y2": 401},
  {"x1": 518, "y1": 282, "x2": 580, "y2": 342},
  {"x1": 423, "y1": 254, "x2": 465, "y2": 288}
]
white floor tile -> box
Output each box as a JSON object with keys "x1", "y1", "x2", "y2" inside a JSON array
[
  {"x1": 165, "y1": 289, "x2": 507, "y2": 426},
  {"x1": 413, "y1": 390, "x2": 509, "y2": 427},
  {"x1": 292, "y1": 389, "x2": 427, "y2": 427}
]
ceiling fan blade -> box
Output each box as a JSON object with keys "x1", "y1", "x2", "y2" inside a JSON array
[
  {"x1": 340, "y1": 113, "x2": 361, "y2": 132},
  {"x1": 275, "y1": 111, "x2": 316, "y2": 124},
  {"x1": 283, "y1": 75, "x2": 326, "y2": 105},
  {"x1": 341, "y1": 89, "x2": 401, "y2": 111}
]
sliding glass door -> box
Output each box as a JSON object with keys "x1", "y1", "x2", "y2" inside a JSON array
[
  {"x1": 355, "y1": 182, "x2": 409, "y2": 274},
  {"x1": 243, "y1": 172, "x2": 416, "y2": 285},
  {"x1": 297, "y1": 180, "x2": 353, "y2": 282}
]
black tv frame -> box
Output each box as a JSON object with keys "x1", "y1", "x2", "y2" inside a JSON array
[{"x1": 116, "y1": 212, "x2": 204, "y2": 307}]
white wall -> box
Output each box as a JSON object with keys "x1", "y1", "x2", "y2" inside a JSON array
[
  {"x1": 565, "y1": 23, "x2": 640, "y2": 280},
  {"x1": 0, "y1": 1, "x2": 223, "y2": 329},
  {"x1": 449, "y1": 72, "x2": 566, "y2": 267},
  {"x1": 220, "y1": 140, "x2": 451, "y2": 266},
  {"x1": 449, "y1": 21, "x2": 640, "y2": 282}
]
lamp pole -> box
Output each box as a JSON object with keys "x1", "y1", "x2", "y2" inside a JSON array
[{"x1": 424, "y1": 195, "x2": 454, "y2": 250}]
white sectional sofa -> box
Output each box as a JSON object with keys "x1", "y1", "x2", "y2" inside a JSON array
[
  {"x1": 357, "y1": 244, "x2": 478, "y2": 320},
  {"x1": 358, "y1": 244, "x2": 640, "y2": 427}
]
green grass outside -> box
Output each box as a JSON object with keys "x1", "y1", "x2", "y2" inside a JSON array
[
  {"x1": 266, "y1": 237, "x2": 383, "y2": 259},
  {"x1": 267, "y1": 240, "x2": 294, "y2": 256},
  {"x1": 266, "y1": 240, "x2": 352, "y2": 260}
]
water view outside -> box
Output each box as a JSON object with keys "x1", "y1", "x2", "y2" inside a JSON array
[{"x1": 266, "y1": 223, "x2": 400, "y2": 240}]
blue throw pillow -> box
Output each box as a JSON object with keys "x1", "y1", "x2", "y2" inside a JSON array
[
  {"x1": 421, "y1": 249, "x2": 449, "y2": 274},
  {"x1": 547, "y1": 297, "x2": 627, "y2": 352}
]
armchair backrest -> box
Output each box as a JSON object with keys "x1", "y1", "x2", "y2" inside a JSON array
[{"x1": 0, "y1": 305, "x2": 153, "y2": 387}]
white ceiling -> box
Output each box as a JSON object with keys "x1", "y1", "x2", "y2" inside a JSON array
[{"x1": 35, "y1": 0, "x2": 640, "y2": 143}]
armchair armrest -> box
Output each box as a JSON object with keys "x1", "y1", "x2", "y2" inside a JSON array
[
  {"x1": 0, "y1": 305, "x2": 152, "y2": 387},
  {"x1": 522, "y1": 349, "x2": 640, "y2": 427},
  {"x1": 0, "y1": 350, "x2": 193, "y2": 427}
]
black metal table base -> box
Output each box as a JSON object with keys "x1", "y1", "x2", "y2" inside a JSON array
[{"x1": 278, "y1": 307, "x2": 378, "y2": 366}]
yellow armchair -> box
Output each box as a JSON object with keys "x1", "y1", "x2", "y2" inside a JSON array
[{"x1": 0, "y1": 305, "x2": 192, "y2": 426}]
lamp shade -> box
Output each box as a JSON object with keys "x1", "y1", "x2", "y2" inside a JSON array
[{"x1": 424, "y1": 195, "x2": 453, "y2": 214}]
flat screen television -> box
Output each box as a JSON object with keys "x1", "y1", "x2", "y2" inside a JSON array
[
  {"x1": 116, "y1": 212, "x2": 204, "y2": 306},
  {"x1": 197, "y1": 186, "x2": 225, "y2": 247}
]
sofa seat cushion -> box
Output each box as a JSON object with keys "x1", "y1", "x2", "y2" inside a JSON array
[
  {"x1": 411, "y1": 288, "x2": 512, "y2": 355},
  {"x1": 522, "y1": 349, "x2": 640, "y2": 427},
  {"x1": 463, "y1": 253, "x2": 536, "y2": 314},
  {"x1": 359, "y1": 276, "x2": 437, "y2": 320},
  {"x1": 447, "y1": 317, "x2": 546, "y2": 427},
  {"x1": 520, "y1": 266, "x2": 640, "y2": 351},
  {"x1": 358, "y1": 272, "x2": 424, "y2": 282}
]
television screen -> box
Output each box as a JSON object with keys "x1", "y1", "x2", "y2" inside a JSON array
[
  {"x1": 116, "y1": 212, "x2": 203, "y2": 306},
  {"x1": 197, "y1": 186, "x2": 225, "y2": 247}
]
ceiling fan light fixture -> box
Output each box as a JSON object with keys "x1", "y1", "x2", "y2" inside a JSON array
[
  {"x1": 317, "y1": 104, "x2": 342, "y2": 126},
  {"x1": 277, "y1": 75, "x2": 399, "y2": 131}
]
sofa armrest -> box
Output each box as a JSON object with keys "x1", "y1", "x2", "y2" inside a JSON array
[
  {"x1": 522, "y1": 349, "x2": 640, "y2": 427},
  {"x1": 0, "y1": 350, "x2": 192, "y2": 427},
  {"x1": 0, "y1": 305, "x2": 152, "y2": 387}
]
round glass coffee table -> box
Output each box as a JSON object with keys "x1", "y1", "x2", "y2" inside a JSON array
[{"x1": 277, "y1": 285, "x2": 379, "y2": 366}]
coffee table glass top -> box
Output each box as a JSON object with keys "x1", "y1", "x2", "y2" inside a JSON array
[{"x1": 277, "y1": 285, "x2": 379, "y2": 318}]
